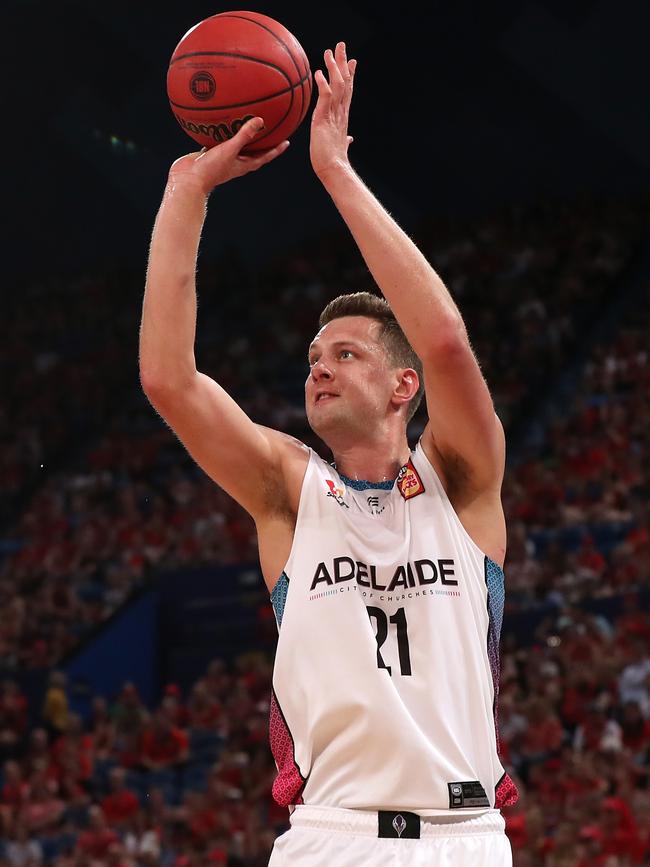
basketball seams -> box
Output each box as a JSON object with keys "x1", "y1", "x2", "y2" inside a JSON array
[
  {"x1": 169, "y1": 69, "x2": 311, "y2": 114},
  {"x1": 217, "y1": 13, "x2": 310, "y2": 125},
  {"x1": 216, "y1": 14, "x2": 306, "y2": 75},
  {"x1": 168, "y1": 13, "x2": 312, "y2": 152},
  {"x1": 169, "y1": 50, "x2": 293, "y2": 82},
  {"x1": 169, "y1": 50, "x2": 296, "y2": 144}
]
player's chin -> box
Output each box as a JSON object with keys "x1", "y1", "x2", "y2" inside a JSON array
[{"x1": 306, "y1": 403, "x2": 347, "y2": 437}]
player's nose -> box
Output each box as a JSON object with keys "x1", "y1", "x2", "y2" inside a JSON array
[{"x1": 310, "y1": 359, "x2": 333, "y2": 381}]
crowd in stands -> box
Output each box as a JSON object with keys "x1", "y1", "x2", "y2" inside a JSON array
[
  {"x1": 504, "y1": 306, "x2": 649, "y2": 610},
  {"x1": 0, "y1": 273, "x2": 139, "y2": 529},
  {"x1": 0, "y1": 603, "x2": 649, "y2": 866},
  {"x1": 0, "y1": 197, "x2": 646, "y2": 670},
  {"x1": 0, "y1": 657, "x2": 284, "y2": 866},
  {"x1": 0, "y1": 194, "x2": 649, "y2": 864}
]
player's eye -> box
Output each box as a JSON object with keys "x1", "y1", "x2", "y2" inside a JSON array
[{"x1": 339, "y1": 349, "x2": 354, "y2": 360}]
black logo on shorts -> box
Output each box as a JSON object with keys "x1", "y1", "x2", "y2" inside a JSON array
[
  {"x1": 378, "y1": 810, "x2": 420, "y2": 839},
  {"x1": 190, "y1": 71, "x2": 216, "y2": 101}
]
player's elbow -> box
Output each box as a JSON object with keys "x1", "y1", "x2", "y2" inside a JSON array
[
  {"x1": 139, "y1": 362, "x2": 166, "y2": 399},
  {"x1": 139, "y1": 363, "x2": 194, "y2": 407},
  {"x1": 422, "y1": 316, "x2": 469, "y2": 365}
]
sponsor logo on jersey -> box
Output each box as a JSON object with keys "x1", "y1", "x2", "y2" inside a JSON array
[
  {"x1": 397, "y1": 460, "x2": 425, "y2": 500},
  {"x1": 325, "y1": 479, "x2": 349, "y2": 508},
  {"x1": 366, "y1": 495, "x2": 385, "y2": 515},
  {"x1": 309, "y1": 556, "x2": 459, "y2": 592}
]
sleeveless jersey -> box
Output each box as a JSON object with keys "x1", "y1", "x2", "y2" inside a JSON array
[{"x1": 268, "y1": 441, "x2": 518, "y2": 815}]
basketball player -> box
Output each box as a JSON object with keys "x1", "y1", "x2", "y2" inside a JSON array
[{"x1": 140, "y1": 41, "x2": 517, "y2": 866}]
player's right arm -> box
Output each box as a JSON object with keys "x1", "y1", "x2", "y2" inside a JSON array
[{"x1": 139, "y1": 119, "x2": 296, "y2": 519}]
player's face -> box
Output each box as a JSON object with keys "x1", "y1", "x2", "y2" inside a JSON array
[{"x1": 305, "y1": 316, "x2": 396, "y2": 442}]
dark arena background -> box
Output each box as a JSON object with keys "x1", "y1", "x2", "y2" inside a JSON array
[{"x1": 2, "y1": 1, "x2": 650, "y2": 865}]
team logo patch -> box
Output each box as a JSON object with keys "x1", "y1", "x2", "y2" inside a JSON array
[
  {"x1": 396, "y1": 460, "x2": 425, "y2": 500},
  {"x1": 325, "y1": 479, "x2": 349, "y2": 508}
]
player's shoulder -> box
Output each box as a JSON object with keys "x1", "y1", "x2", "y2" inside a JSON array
[
  {"x1": 256, "y1": 425, "x2": 310, "y2": 463},
  {"x1": 255, "y1": 425, "x2": 311, "y2": 512}
]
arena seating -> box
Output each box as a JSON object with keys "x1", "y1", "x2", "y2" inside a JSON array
[{"x1": 0, "y1": 197, "x2": 648, "y2": 865}]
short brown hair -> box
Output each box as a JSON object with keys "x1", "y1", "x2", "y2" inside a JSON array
[{"x1": 318, "y1": 292, "x2": 424, "y2": 422}]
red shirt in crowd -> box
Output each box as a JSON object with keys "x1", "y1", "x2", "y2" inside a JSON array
[
  {"x1": 100, "y1": 788, "x2": 140, "y2": 825},
  {"x1": 141, "y1": 726, "x2": 189, "y2": 765},
  {"x1": 76, "y1": 827, "x2": 120, "y2": 858}
]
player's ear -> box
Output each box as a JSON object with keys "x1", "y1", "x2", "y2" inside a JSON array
[{"x1": 392, "y1": 368, "x2": 419, "y2": 407}]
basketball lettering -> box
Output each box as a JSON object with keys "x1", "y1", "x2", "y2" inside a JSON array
[
  {"x1": 174, "y1": 113, "x2": 255, "y2": 144},
  {"x1": 167, "y1": 12, "x2": 312, "y2": 152}
]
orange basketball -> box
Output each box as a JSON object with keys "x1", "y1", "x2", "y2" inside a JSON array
[{"x1": 167, "y1": 11, "x2": 312, "y2": 153}]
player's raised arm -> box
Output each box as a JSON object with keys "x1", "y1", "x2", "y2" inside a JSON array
[
  {"x1": 310, "y1": 43, "x2": 504, "y2": 499},
  {"x1": 139, "y1": 120, "x2": 297, "y2": 519}
]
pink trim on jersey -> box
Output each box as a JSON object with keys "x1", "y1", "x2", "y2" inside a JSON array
[
  {"x1": 269, "y1": 689, "x2": 305, "y2": 807},
  {"x1": 495, "y1": 772, "x2": 519, "y2": 808}
]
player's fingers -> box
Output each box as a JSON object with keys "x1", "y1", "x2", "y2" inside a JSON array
[
  {"x1": 335, "y1": 42, "x2": 350, "y2": 82},
  {"x1": 343, "y1": 59, "x2": 356, "y2": 112},
  {"x1": 228, "y1": 116, "x2": 266, "y2": 155},
  {"x1": 241, "y1": 140, "x2": 290, "y2": 173},
  {"x1": 204, "y1": 117, "x2": 264, "y2": 160},
  {"x1": 194, "y1": 117, "x2": 264, "y2": 167},
  {"x1": 324, "y1": 48, "x2": 345, "y2": 99},
  {"x1": 313, "y1": 69, "x2": 332, "y2": 109}
]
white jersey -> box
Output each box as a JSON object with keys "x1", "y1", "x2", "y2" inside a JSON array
[{"x1": 268, "y1": 441, "x2": 518, "y2": 815}]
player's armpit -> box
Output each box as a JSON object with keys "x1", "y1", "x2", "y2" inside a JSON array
[
  {"x1": 420, "y1": 335, "x2": 505, "y2": 500},
  {"x1": 142, "y1": 371, "x2": 308, "y2": 519}
]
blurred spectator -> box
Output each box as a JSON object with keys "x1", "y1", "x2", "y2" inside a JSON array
[
  {"x1": 50, "y1": 714, "x2": 94, "y2": 789},
  {"x1": 90, "y1": 696, "x2": 116, "y2": 764},
  {"x1": 99, "y1": 768, "x2": 139, "y2": 830},
  {"x1": 140, "y1": 710, "x2": 189, "y2": 771},
  {"x1": 41, "y1": 673, "x2": 68, "y2": 742},
  {"x1": 18, "y1": 776, "x2": 64, "y2": 836},
  {"x1": 74, "y1": 805, "x2": 119, "y2": 861},
  {"x1": 618, "y1": 640, "x2": 650, "y2": 718},
  {"x1": 4, "y1": 821, "x2": 44, "y2": 866},
  {"x1": 0, "y1": 680, "x2": 28, "y2": 761},
  {"x1": 573, "y1": 705, "x2": 623, "y2": 753}
]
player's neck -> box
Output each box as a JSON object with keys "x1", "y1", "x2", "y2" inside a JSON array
[{"x1": 330, "y1": 436, "x2": 411, "y2": 485}]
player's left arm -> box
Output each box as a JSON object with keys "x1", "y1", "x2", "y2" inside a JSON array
[{"x1": 311, "y1": 42, "x2": 504, "y2": 497}]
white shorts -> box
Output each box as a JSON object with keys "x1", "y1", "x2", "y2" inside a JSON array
[{"x1": 268, "y1": 805, "x2": 513, "y2": 867}]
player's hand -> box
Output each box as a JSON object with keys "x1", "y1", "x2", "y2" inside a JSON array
[
  {"x1": 310, "y1": 42, "x2": 356, "y2": 182},
  {"x1": 167, "y1": 118, "x2": 290, "y2": 196}
]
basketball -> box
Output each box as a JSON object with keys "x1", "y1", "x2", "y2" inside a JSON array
[{"x1": 167, "y1": 11, "x2": 312, "y2": 153}]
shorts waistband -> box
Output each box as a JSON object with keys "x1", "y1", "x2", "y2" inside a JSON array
[{"x1": 290, "y1": 806, "x2": 505, "y2": 839}]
